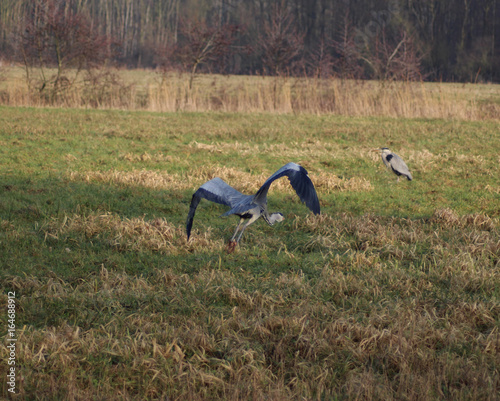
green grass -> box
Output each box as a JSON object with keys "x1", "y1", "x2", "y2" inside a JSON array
[{"x1": 0, "y1": 105, "x2": 499, "y2": 400}]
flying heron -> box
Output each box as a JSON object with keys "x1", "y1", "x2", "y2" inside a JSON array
[
  {"x1": 374, "y1": 147, "x2": 412, "y2": 182},
  {"x1": 186, "y1": 162, "x2": 320, "y2": 250}
]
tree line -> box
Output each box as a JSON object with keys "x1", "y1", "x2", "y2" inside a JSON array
[{"x1": 1, "y1": 0, "x2": 499, "y2": 83}]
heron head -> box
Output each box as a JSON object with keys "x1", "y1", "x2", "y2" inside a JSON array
[
  {"x1": 372, "y1": 147, "x2": 391, "y2": 156},
  {"x1": 269, "y1": 212, "x2": 285, "y2": 225}
]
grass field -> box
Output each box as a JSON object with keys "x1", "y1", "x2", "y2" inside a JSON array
[{"x1": 0, "y1": 103, "x2": 499, "y2": 400}]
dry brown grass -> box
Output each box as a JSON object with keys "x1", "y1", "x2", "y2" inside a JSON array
[
  {"x1": 68, "y1": 166, "x2": 373, "y2": 197},
  {"x1": 431, "y1": 208, "x2": 498, "y2": 230},
  {"x1": 68, "y1": 170, "x2": 189, "y2": 191},
  {"x1": 2, "y1": 219, "x2": 499, "y2": 400},
  {"x1": 1, "y1": 66, "x2": 499, "y2": 120},
  {"x1": 42, "y1": 212, "x2": 226, "y2": 254}
]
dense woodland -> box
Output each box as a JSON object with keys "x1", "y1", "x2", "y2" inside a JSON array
[{"x1": 0, "y1": 0, "x2": 499, "y2": 82}]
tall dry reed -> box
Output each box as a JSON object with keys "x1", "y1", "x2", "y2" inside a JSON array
[{"x1": 1, "y1": 66, "x2": 498, "y2": 120}]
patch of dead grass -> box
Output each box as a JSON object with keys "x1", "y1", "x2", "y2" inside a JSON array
[
  {"x1": 68, "y1": 165, "x2": 373, "y2": 196},
  {"x1": 68, "y1": 170, "x2": 188, "y2": 191},
  {"x1": 43, "y1": 212, "x2": 227, "y2": 254},
  {"x1": 431, "y1": 208, "x2": 498, "y2": 230},
  {"x1": 120, "y1": 152, "x2": 181, "y2": 164}
]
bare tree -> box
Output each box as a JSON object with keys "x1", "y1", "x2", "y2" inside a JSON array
[
  {"x1": 331, "y1": 13, "x2": 364, "y2": 79},
  {"x1": 257, "y1": 4, "x2": 304, "y2": 76},
  {"x1": 359, "y1": 29, "x2": 424, "y2": 81},
  {"x1": 169, "y1": 17, "x2": 240, "y2": 89},
  {"x1": 306, "y1": 38, "x2": 335, "y2": 78},
  {"x1": 18, "y1": 0, "x2": 115, "y2": 99},
  {"x1": 1, "y1": 0, "x2": 498, "y2": 83}
]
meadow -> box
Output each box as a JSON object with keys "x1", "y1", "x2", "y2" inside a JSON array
[{"x1": 0, "y1": 72, "x2": 499, "y2": 400}]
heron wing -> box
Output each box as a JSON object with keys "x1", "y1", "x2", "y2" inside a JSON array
[
  {"x1": 186, "y1": 177, "x2": 248, "y2": 239},
  {"x1": 390, "y1": 154, "x2": 412, "y2": 180},
  {"x1": 254, "y1": 162, "x2": 320, "y2": 215}
]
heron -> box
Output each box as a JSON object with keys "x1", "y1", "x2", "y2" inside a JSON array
[
  {"x1": 374, "y1": 147, "x2": 412, "y2": 182},
  {"x1": 186, "y1": 162, "x2": 320, "y2": 250}
]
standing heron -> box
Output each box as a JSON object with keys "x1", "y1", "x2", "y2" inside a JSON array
[
  {"x1": 375, "y1": 147, "x2": 412, "y2": 182},
  {"x1": 186, "y1": 162, "x2": 320, "y2": 250}
]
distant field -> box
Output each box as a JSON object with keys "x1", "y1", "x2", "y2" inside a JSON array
[
  {"x1": 1, "y1": 66, "x2": 500, "y2": 119},
  {"x1": 0, "y1": 106, "x2": 499, "y2": 400}
]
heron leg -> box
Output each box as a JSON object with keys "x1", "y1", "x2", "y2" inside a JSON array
[
  {"x1": 230, "y1": 218, "x2": 244, "y2": 242},
  {"x1": 236, "y1": 215, "x2": 260, "y2": 243},
  {"x1": 236, "y1": 222, "x2": 250, "y2": 243}
]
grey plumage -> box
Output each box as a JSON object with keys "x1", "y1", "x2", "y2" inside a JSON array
[
  {"x1": 378, "y1": 147, "x2": 412, "y2": 181},
  {"x1": 186, "y1": 162, "x2": 320, "y2": 244}
]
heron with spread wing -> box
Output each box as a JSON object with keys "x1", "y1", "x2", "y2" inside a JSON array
[{"x1": 186, "y1": 162, "x2": 320, "y2": 250}]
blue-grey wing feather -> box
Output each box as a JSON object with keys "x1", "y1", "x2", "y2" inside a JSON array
[
  {"x1": 254, "y1": 162, "x2": 320, "y2": 214},
  {"x1": 390, "y1": 154, "x2": 412, "y2": 180},
  {"x1": 197, "y1": 178, "x2": 247, "y2": 207},
  {"x1": 221, "y1": 197, "x2": 255, "y2": 216},
  {"x1": 186, "y1": 177, "x2": 248, "y2": 239}
]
